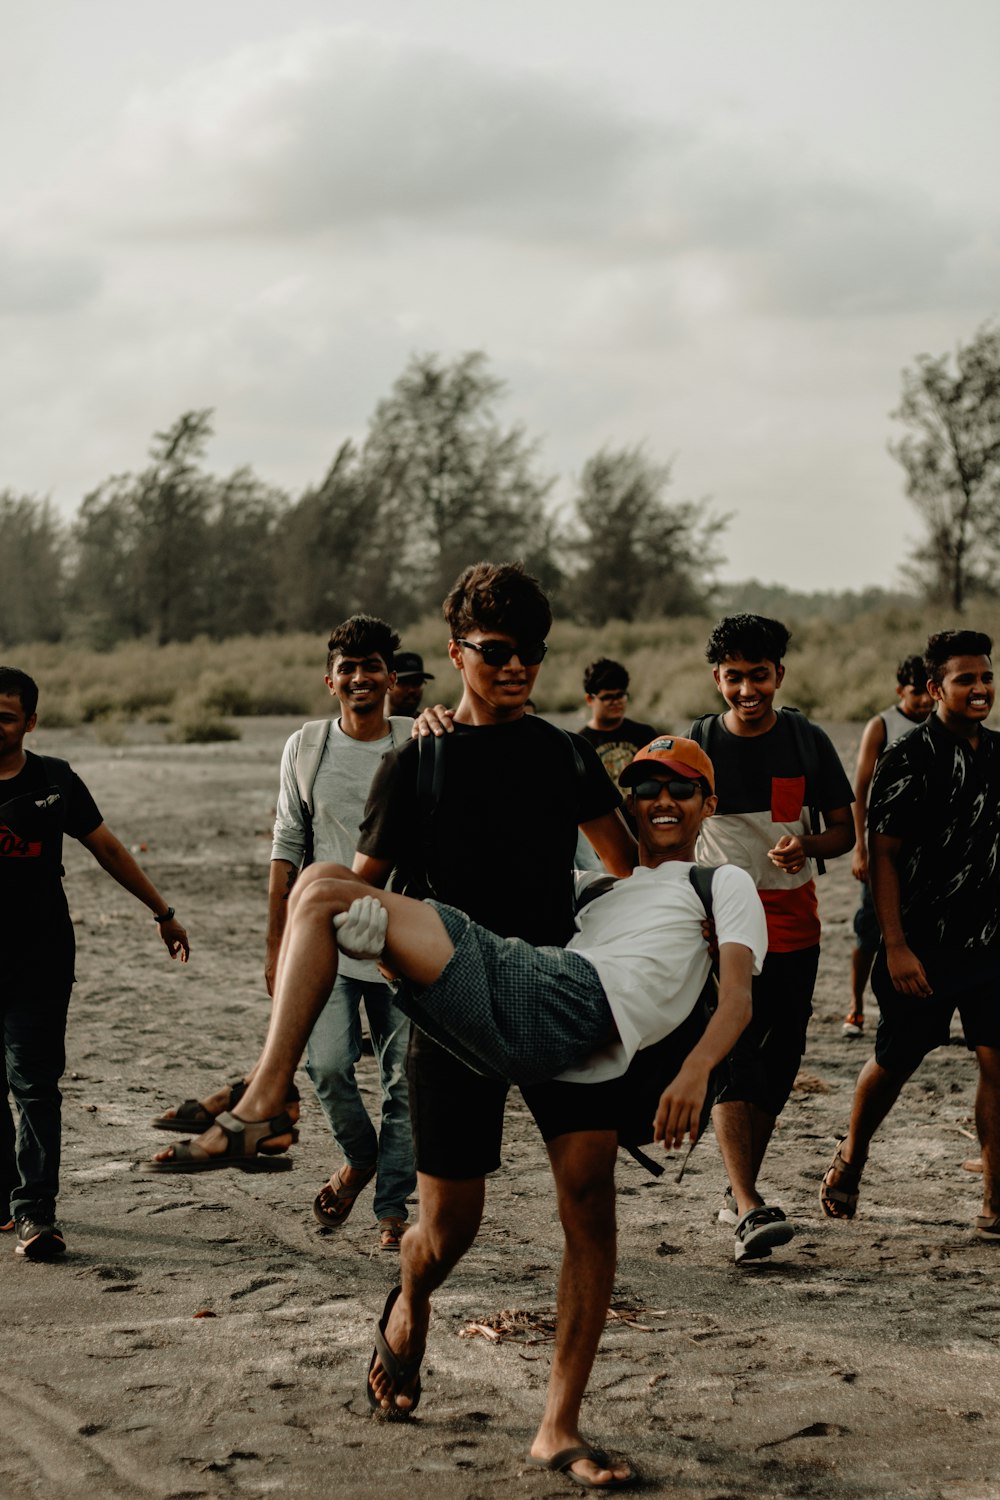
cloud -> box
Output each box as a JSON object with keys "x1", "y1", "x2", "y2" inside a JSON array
[{"x1": 0, "y1": 242, "x2": 102, "y2": 315}]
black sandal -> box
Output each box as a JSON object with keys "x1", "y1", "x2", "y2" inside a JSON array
[
  {"x1": 143, "y1": 1110, "x2": 297, "y2": 1172},
  {"x1": 366, "y1": 1285, "x2": 422, "y2": 1420},
  {"x1": 151, "y1": 1080, "x2": 299, "y2": 1133}
]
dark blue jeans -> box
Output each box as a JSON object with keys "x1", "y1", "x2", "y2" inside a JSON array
[{"x1": 2, "y1": 959, "x2": 73, "y2": 1222}]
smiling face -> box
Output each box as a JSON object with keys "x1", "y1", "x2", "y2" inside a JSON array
[
  {"x1": 713, "y1": 655, "x2": 784, "y2": 735},
  {"x1": 929, "y1": 654, "x2": 995, "y2": 727},
  {"x1": 628, "y1": 769, "x2": 717, "y2": 867},
  {"x1": 325, "y1": 651, "x2": 394, "y2": 724},
  {"x1": 0, "y1": 691, "x2": 37, "y2": 775},
  {"x1": 449, "y1": 629, "x2": 543, "y2": 723}
]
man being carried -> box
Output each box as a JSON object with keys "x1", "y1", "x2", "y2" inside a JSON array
[
  {"x1": 844, "y1": 654, "x2": 932, "y2": 1037},
  {"x1": 690, "y1": 615, "x2": 855, "y2": 1262},
  {"x1": 163, "y1": 732, "x2": 766, "y2": 1483},
  {"x1": 821, "y1": 630, "x2": 1000, "y2": 1240}
]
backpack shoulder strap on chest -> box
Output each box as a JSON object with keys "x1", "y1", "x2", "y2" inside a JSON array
[
  {"x1": 688, "y1": 713, "x2": 718, "y2": 751},
  {"x1": 687, "y1": 862, "x2": 716, "y2": 925},
  {"x1": 293, "y1": 720, "x2": 332, "y2": 817}
]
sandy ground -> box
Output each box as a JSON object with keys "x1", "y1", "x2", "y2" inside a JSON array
[{"x1": 3, "y1": 715, "x2": 998, "y2": 1500}]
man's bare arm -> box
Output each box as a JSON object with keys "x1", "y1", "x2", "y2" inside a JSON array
[
  {"x1": 869, "y1": 831, "x2": 932, "y2": 996},
  {"x1": 80, "y1": 823, "x2": 190, "y2": 960},
  {"x1": 851, "y1": 717, "x2": 885, "y2": 881},
  {"x1": 265, "y1": 858, "x2": 298, "y2": 996},
  {"x1": 352, "y1": 852, "x2": 393, "y2": 887},
  {"x1": 653, "y1": 942, "x2": 754, "y2": 1149},
  {"x1": 579, "y1": 808, "x2": 638, "y2": 877}
]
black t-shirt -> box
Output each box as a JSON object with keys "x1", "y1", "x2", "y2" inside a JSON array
[
  {"x1": 869, "y1": 714, "x2": 1000, "y2": 949},
  {"x1": 0, "y1": 751, "x2": 103, "y2": 940},
  {"x1": 578, "y1": 718, "x2": 660, "y2": 790},
  {"x1": 358, "y1": 715, "x2": 622, "y2": 947}
]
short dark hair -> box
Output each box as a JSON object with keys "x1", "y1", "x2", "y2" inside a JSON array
[
  {"x1": 0, "y1": 666, "x2": 39, "y2": 718},
  {"x1": 896, "y1": 653, "x2": 929, "y2": 689},
  {"x1": 326, "y1": 615, "x2": 400, "y2": 675},
  {"x1": 924, "y1": 629, "x2": 993, "y2": 686},
  {"x1": 705, "y1": 614, "x2": 791, "y2": 668},
  {"x1": 443, "y1": 561, "x2": 552, "y2": 644},
  {"x1": 584, "y1": 658, "x2": 629, "y2": 696}
]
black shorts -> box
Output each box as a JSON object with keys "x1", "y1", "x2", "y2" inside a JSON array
[
  {"x1": 872, "y1": 947, "x2": 1000, "y2": 1074},
  {"x1": 406, "y1": 1003, "x2": 711, "y2": 1178},
  {"x1": 713, "y1": 944, "x2": 820, "y2": 1118}
]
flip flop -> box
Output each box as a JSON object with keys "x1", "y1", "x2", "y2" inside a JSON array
[
  {"x1": 366, "y1": 1285, "x2": 422, "y2": 1420},
  {"x1": 142, "y1": 1111, "x2": 297, "y2": 1172},
  {"x1": 313, "y1": 1162, "x2": 377, "y2": 1228},
  {"x1": 526, "y1": 1444, "x2": 639, "y2": 1490},
  {"x1": 151, "y1": 1081, "x2": 299, "y2": 1133},
  {"x1": 378, "y1": 1217, "x2": 409, "y2": 1251}
]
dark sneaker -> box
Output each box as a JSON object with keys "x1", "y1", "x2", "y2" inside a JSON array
[
  {"x1": 734, "y1": 1205, "x2": 794, "y2": 1263},
  {"x1": 14, "y1": 1217, "x2": 67, "y2": 1260},
  {"x1": 717, "y1": 1188, "x2": 739, "y2": 1226}
]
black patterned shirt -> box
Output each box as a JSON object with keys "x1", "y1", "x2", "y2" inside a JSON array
[{"x1": 868, "y1": 713, "x2": 1000, "y2": 948}]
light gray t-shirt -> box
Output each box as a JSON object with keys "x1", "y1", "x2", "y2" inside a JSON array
[{"x1": 271, "y1": 719, "x2": 408, "y2": 981}]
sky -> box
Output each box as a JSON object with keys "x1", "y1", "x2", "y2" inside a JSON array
[{"x1": 1, "y1": 0, "x2": 997, "y2": 591}]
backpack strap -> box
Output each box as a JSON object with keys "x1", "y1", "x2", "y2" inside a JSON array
[
  {"x1": 574, "y1": 873, "x2": 620, "y2": 913},
  {"x1": 687, "y1": 862, "x2": 716, "y2": 928},
  {"x1": 688, "y1": 713, "x2": 718, "y2": 751},
  {"x1": 291, "y1": 720, "x2": 331, "y2": 870},
  {"x1": 780, "y1": 707, "x2": 826, "y2": 876}
]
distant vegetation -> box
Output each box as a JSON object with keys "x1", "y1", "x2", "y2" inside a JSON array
[{"x1": 12, "y1": 602, "x2": 1000, "y2": 739}]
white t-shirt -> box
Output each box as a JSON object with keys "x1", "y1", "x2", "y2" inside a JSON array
[
  {"x1": 557, "y1": 861, "x2": 767, "y2": 1083},
  {"x1": 271, "y1": 719, "x2": 405, "y2": 982}
]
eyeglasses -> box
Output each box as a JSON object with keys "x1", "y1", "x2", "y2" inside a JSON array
[
  {"x1": 596, "y1": 690, "x2": 627, "y2": 702},
  {"x1": 628, "y1": 778, "x2": 702, "y2": 801},
  {"x1": 456, "y1": 638, "x2": 548, "y2": 667}
]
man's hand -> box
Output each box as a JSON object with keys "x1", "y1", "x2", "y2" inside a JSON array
[
  {"x1": 158, "y1": 914, "x2": 190, "y2": 962},
  {"x1": 652, "y1": 1059, "x2": 711, "y2": 1149},
  {"x1": 886, "y1": 942, "x2": 933, "y2": 997},
  {"x1": 700, "y1": 918, "x2": 718, "y2": 960},
  {"x1": 411, "y1": 704, "x2": 456, "y2": 738},
  {"x1": 851, "y1": 845, "x2": 868, "y2": 883},
  {"x1": 334, "y1": 895, "x2": 388, "y2": 961},
  {"x1": 767, "y1": 833, "x2": 806, "y2": 874}
]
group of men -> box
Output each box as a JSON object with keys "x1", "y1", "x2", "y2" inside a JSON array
[{"x1": 3, "y1": 561, "x2": 999, "y2": 1492}]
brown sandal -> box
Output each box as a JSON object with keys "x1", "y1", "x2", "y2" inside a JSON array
[
  {"x1": 378, "y1": 1217, "x2": 409, "y2": 1251},
  {"x1": 313, "y1": 1163, "x2": 377, "y2": 1228},
  {"x1": 152, "y1": 1080, "x2": 299, "y2": 1133},
  {"x1": 820, "y1": 1140, "x2": 862, "y2": 1219}
]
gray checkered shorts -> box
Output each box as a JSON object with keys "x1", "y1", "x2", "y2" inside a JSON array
[{"x1": 394, "y1": 902, "x2": 613, "y2": 1086}]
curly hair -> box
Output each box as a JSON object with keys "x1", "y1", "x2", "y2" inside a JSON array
[
  {"x1": 326, "y1": 615, "x2": 400, "y2": 675},
  {"x1": 0, "y1": 666, "x2": 39, "y2": 718},
  {"x1": 442, "y1": 561, "x2": 552, "y2": 644},
  {"x1": 704, "y1": 614, "x2": 791, "y2": 668},
  {"x1": 583, "y1": 658, "x2": 629, "y2": 696},
  {"x1": 896, "y1": 653, "x2": 929, "y2": 688},
  {"x1": 924, "y1": 629, "x2": 992, "y2": 686}
]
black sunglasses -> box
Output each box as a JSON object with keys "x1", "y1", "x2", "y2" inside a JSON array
[
  {"x1": 628, "y1": 778, "x2": 701, "y2": 801},
  {"x1": 456, "y1": 638, "x2": 548, "y2": 667}
]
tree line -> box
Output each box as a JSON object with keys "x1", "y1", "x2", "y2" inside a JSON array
[
  {"x1": 2, "y1": 327, "x2": 998, "y2": 648},
  {"x1": 0, "y1": 352, "x2": 725, "y2": 648}
]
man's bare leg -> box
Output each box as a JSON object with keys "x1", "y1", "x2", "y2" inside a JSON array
[
  {"x1": 153, "y1": 867, "x2": 452, "y2": 1162},
  {"x1": 528, "y1": 1130, "x2": 634, "y2": 1488},
  {"x1": 975, "y1": 1046, "x2": 1000, "y2": 1221},
  {"x1": 713, "y1": 1100, "x2": 776, "y2": 1217},
  {"x1": 369, "y1": 1172, "x2": 485, "y2": 1412}
]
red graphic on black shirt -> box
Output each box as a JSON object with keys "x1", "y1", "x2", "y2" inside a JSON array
[{"x1": 0, "y1": 822, "x2": 41, "y2": 857}]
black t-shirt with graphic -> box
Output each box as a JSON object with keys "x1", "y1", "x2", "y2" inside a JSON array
[
  {"x1": 358, "y1": 715, "x2": 622, "y2": 948},
  {"x1": 0, "y1": 751, "x2": 103, "y2": 945},
  {"x1": 869, "y1": 714, "x2": 1000, "y2": 949},
  {"x1": 578, "y1": 717, "x2": 659, "y2": 834}
]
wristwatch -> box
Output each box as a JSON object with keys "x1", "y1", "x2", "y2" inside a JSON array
[{"x1": 153, "y1": 907, "x2": 176, "y2": 925}]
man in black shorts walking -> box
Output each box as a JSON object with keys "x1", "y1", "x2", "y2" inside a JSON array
[{"x1": 820, "y1": 630, "x2": 1000, "y2": 1238}]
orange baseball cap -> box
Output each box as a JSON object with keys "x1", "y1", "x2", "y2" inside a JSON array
[{"x1": 619, "y1": 736, "x2": 715, "y2": 793}]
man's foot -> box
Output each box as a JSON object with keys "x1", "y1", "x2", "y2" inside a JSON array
[
  {"x1": 717, "y1": 1187, "x2": 739, "y2": 1226},
  {"x1": 378, "y1": 1217, "x2": 410, "y2": 1251},
  {"x1": 527, "y1": 1440, "x2": 638, "y2": 1489},
  {"x1": 15, "y1": 1217, "x2": 67, "y2": 1260},
  {"x1": 367, "y1": 1285, "x2": 427, "y2": 1419},
  {"x1": 842, "y1": 1012, "x2": 864, "y2": 1037},
  {"x1": 733, "y1": 1205, "x2": 794, "y2": 1263},
  {"x1": 313, "y1": 1163, "x2": 377, "y2": 1228},
  {"x1": 152, "y1": 1080, "x2": 300, "y2": 1133},
  {"x1": 820, "y1": 1140, "x2": 863, "y2": 1220}
]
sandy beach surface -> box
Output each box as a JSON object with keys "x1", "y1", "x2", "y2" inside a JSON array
[{"x1": 4, "y1": 716, "x2": 998, "y2": 1500}]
